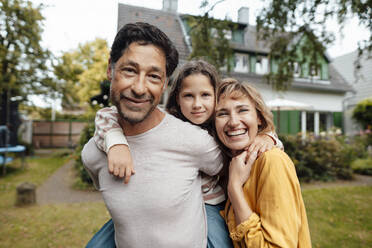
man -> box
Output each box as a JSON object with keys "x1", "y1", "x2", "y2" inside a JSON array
[{"x1": 82, "y1": 22, "x2": 223, "y2": 248}]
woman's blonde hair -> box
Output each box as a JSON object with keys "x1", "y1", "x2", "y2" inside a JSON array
[{"x1": 216, "y1": 78, "x2": 275, "y2": 135}]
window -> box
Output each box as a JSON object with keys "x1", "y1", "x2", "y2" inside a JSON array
[
  {"x1": 293, "y1": 62, "x2": 301, "y2": 77},
  {"x1": 234, "y1": 53, "x2": 249, "y2": 73},
  {"x1": 310, "y1": 64, "x2": 320, "y2": 79},
  {"x1": 255, "y1": 56, "x2": 268, "y2": 74},
  {"x1": 211, "y1": 28, "x2": 232, "y2": 40}
]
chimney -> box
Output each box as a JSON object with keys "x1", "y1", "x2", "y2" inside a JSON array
[
  {"x1": 238, "y1": 7, "x2": 249, "y2": 25},
  {"x1": 163, "y1": 0, "x2": 178, "y2": 13}
]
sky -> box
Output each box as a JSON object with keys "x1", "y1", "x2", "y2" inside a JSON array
[
  {"x1": 32, "y1": 0, "x2": 369, "y2": 58},
  {"x1": 28, "y1": 0, "x2": 369, "y2": 109}
]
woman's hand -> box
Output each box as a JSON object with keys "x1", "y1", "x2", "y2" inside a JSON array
[
  {"x1": 229, "y1": 151, "x2": 258, "y2": 188},
  {"x1": 246, "y1": 134, "x2": 275, "y2": 157}
]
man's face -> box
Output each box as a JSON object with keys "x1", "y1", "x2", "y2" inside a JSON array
[{"x1": 108, "y1": 42, "x2": 167, "y2": 124}]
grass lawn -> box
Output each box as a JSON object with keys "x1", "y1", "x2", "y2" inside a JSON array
[
  {"x1": 303, "y1": 186, "x2": 372, "y2": 248},
  {"x1": 0, "y1": 150, "x2": 371, "y2": 247}
]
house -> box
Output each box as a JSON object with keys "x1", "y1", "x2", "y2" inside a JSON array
[
  {"x1": 332, "y1": 50, "x2": 372, "y2": 135},
  {"x1": 116, "y1": 0, "x2": 352, "y2": 135}
]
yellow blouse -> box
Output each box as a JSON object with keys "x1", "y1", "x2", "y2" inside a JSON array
[{"x1": 221, "y1": 148, "x2": 312, "y2": 248}]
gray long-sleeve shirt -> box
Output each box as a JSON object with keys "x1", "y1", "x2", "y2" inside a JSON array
[{"x1": 82, "y1": 113, "x2": 223, "y2": 248}]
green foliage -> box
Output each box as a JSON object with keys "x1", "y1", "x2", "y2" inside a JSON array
[
  {"x1": 256, "y1": 0, "x2": 372, "y2": 90},
  {"x1": 186, "y1": 0, "x2": 235, "y2": 72},
  {"x1": 0, "y1": 0, "x2": 55, "y2": 100},
  {"x1": 351, "y1": 157, "x2": 372, "y2": 176},
  {"x1": 279, "y1": 134, "x2": 367, "y2": 182},
  {"x1": 74, "y1": 122, "x2": 95, "y2": 184},
  {"x1": 352, "y1": 98, "x2": 372, "y2": 129},
  {"x1": 53, "y1": 38, "x2": 109, "y2": 110}
]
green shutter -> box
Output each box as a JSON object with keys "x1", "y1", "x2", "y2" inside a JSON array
[
  {"x1": 321, "y1": 62, "x2": 329, "y2": 80},
  {"x1": 250, "y1": 55, "x2": 256, "y2": 73},
  {"x1": 272, "y1": 110, "x2": 300, "y2": 134},
  {"x1": 333, "y1": 112, "x2": 343, "y2": 129}
]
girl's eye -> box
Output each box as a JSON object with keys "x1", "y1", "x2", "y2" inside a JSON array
[
  {"x1": 183, "y1": 94, "x2": 193, "y2": 98},
  {"x1": 216, "y1": 112, "x2": 228, "y2": 117},
  {"x1": 202, "y1": 93, "x2": 212, "y2": 97}
]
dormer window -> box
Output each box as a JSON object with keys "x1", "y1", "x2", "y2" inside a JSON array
[
  {"x1": 293, "y1": 62, "x2": 301, "y2": 77},
  {"x1": 234, "y1": 53, "x2": 249, "y2": 73},
  {"x1": 211, "y1": 28, "x2": 232, "y2": 40},
  {"x1": 256, "y1": 56, "x2": 268, "y2": 74},
  {"x1": 310, "y1": 64, "x2": 321, "y2": 79}
]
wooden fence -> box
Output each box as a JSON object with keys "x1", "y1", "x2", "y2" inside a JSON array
[{"x1": 32, "y1": 120, "x2": 89, "y2": 148}]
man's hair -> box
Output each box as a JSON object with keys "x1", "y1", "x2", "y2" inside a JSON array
[{"x1": 110, "y1": 22, "x2": 179, "y2": 77}]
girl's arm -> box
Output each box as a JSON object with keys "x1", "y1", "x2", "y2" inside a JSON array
[
  {"x1": 227, "y1": 151, "x2": 311, "y2": 247},
  {"x1": 93, "y1": 106, "x2": 135, "y2": 184},
  {"x1": 246, "y1": 132, "x2": 283, "y2": 156}
]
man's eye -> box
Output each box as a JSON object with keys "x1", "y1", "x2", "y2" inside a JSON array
[
  {"x1": 149, "y1": 74, "x2": 161, "y2": 80},
  {"x1": 123, "y1": 68, "x2": 136, "y2": 74}
]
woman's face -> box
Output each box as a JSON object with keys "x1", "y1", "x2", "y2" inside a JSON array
[
  {"x1": 215, "y1": 93, "x2": 261, "y2": 152},
  {"x1": 177, "y1": 73, "x2": 215, "y2": 125}
]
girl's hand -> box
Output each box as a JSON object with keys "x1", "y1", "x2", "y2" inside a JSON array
[
  {"x1": 246, "y1": 134, "x2": 275, "y2": 157},
  {"x1": 107, "y1": 144, "x2": 136, "y2": 184},
  {"x1": 229, "y1": 151, "x2": 258, "y2": 187}
]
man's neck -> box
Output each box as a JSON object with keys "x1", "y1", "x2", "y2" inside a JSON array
[{"x1": 119, "y1": 108, "x2": 165, "y2": 136}]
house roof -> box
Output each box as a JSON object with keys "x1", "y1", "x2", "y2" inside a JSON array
[
  {"x1": 117, "y1": 3, "x2": 352, "y2": 93},
  {"x1": 117, "y1": 3, "x2": 190, "y2": 61}
]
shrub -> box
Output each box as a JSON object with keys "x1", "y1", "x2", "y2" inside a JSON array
[
  {"x1": 351, "y1": 157, "x2": 372, "y2": 175},
  {"x1": 74, "y1": 122, "x2": 95, "y2": 184},
  {"x1": 352, "y1": 98, "x2": 372, "y2": 130},
  {"x1": 279, "y1": 134, "x2": 358, "y2": 182}
]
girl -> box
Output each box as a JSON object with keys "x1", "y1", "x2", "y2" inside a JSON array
[
  {"x1": 87, "y1": 60, "x2": 281, "y2": 248},
  {"x1": 215, "y1": 78, "x2": 311, "y2": 247}
]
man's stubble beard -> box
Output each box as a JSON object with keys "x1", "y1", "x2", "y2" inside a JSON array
[{"x1": 112, "y1": 92, "x2": 157, "y2": 125}]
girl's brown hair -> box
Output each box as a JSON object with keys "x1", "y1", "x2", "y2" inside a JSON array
[{"x1": 165, "y1": 59, "x2": 220, "y2": 133}]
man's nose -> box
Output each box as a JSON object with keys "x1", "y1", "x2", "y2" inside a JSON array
[{"x1": 131, "y1": 75, "x2": 146, "y2": 96}]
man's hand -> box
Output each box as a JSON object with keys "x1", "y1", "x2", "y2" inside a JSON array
[
  {"x1": 107, "y1": 144, "x2": 135, "y2": 184},
  {"x1": 246, "y1": 134, "x2": 275, "y2": 157}
]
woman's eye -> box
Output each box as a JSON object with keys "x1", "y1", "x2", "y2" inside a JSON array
[{"x1": 239, "y1": 108, "x2": 249, "y2": 113}]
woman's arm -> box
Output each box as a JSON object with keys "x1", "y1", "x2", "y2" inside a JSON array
[{"x1": 227, "y1": 150, "x2": 310, "y2": 247}]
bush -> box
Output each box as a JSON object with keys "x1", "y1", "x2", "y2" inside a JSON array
[
  {"x1": 352, "y1": 98, "x2": 372, "y2": 130},
  {"x1": 74, "y1": 122, "x2": 95, "y2": 184},
  {"x1": 351, "y1": 157, "x2": 372, "y2": 175},
  {"x1": 279, "y1": 134, "x2": 363, "y2": 182}
]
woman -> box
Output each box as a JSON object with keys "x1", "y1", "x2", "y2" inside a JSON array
[{"x1": 215, "y1": 78, "x2": 312, "y2": 248}]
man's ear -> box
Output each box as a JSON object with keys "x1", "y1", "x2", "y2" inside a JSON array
[{"x1": 107, "y1": 58, "x2": 113, "y2": 81}]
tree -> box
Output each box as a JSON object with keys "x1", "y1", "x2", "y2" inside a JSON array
[
  {"x1": 0, "y1": 0, "x2": 55, "y2": 124},
  {"x1": 352, "y1": 98, "x2": 372, "y2": 130},
  {"x1": 256, "y1": 0, "x2": 372, "y2": 90},
  {"x1": 186, "y1": 0, "x2": 235, "y2": 72},
  {"x1": 53, "y1": 38, "x2": 109, "y2": 110}
]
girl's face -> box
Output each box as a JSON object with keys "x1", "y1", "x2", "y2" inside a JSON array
[
  {"x1": 177, "y1": 73, "x2": 215, "y2": 125},
  {"x1": 215, "y1": 93, "x2": 261, "y2": 153}
]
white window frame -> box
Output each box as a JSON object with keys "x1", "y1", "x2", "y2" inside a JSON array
[{"x1": 234, "y1": 53, "x2": 249, "y2": 73}]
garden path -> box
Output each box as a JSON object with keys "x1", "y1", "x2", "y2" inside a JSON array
[
  {"x1": 36, "y1": 159, "x2": 103, "y2": 204},
  {"x1": 36, "y1": 159, "x2": 372, "y2": 204}
]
